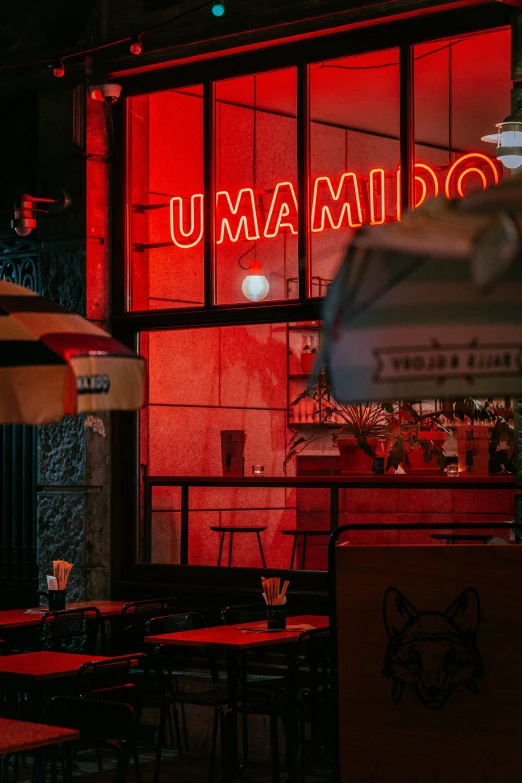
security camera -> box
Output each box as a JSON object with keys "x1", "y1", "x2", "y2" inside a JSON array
[{"x1": 89, "y1": 83, "x2": 122, "y2": 104}]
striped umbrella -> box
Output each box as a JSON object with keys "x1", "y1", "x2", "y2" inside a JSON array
[{"x1": 0, "y1": 280, "x2": 145, "y2": 424}]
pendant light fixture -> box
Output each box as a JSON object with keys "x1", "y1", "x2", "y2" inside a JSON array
[
  {"x1": 242, "y1": 259, "x2": 270, "y2": 301},
  {"x1": 482, "y1": 107, "x2": 522, "y2": 170},
  {"x1": 240, "y1": 75, "x2": 270, "y2": 302}
]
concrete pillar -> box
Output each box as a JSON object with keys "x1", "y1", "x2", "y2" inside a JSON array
[{"x1": 36, "y1": 83, "x2": 111, "y2": 601}]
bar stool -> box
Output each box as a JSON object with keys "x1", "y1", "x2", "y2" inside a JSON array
[
  {"x1": 209, "y1": 526, "x2": 266, "y2": 567},
  {"x1": 281, "y1": 529, "x2": 330, "y2": 569}
]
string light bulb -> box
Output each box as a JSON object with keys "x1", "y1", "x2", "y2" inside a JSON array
[
  {"x1": 242, "y1": 259, "x2": 269, "y2": 302},
  {"x1": 130, "y1": 36, "x2": 143, "y2": 56},
  {"x1": 211, "y1": 2, "x2": 225, "y2": 16},
  {"x1": 52, "y1": 60, "x2": 65, "y2": 78},
  {"x1": 482, "y1": 109, "x2": 522, "y2": 170}
]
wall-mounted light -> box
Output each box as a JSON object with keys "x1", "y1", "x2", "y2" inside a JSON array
[
  {"x1": 211, "y1": 2, "x2": 225, "y2": 16},
  {"x1": 482, "y1": 109, "x2": 522, "y2": 170},
  {"x1": 242, "y1": 258, "x2": 269, "y2": 302},
  {"x1": 52, "y1": 59, "x2": 65, "y2": 78},
  {"x1": 130, "y1": 36, "x2": 143, "y2": 56},
  {"x1": 11, "y1": 190, "x2": 71, "y2": 237}
]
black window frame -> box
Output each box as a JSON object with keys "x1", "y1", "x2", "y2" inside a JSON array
[{"x1": 110, "y1": 4, "x2": 512, "y2": 599}]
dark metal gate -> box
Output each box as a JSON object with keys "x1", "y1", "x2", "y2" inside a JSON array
[{"x1": 0, "y1": 236, "x2": 39, "y2": 604}]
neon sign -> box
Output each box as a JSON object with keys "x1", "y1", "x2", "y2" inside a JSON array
[{"x1": 166, "y1": 153, "x2": 500, "y2": 249}]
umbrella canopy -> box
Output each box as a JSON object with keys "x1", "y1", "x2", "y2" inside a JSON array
[
  {"x1": 318, "y1": 173, "x2": 522, "y2": 402},
  {"x1": 0, "y1": 280, "x2": 146, "y2": 424}
]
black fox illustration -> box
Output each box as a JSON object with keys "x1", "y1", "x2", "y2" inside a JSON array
[{"x1": 382, "y1": 587, "x2": 484, "y2": 709}]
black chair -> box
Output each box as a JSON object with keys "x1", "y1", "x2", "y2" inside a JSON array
[
  {"x1": 0, "y1": 587, "x2": 14, "y2": 610},
  {"x1": 76, "y1": 653, "x2": 148, "y2": 781},
  {"x1": 221, "y1": 603, "x2": 282, "y2": 683},
  {"x1": 118, "y1": 598, "x2": 178, "y2": 654},
  {"x1": 221, "y1": 603, "x2": 289, "y2": 768},
  {"x1": 228, "y1": 623, "x2": 332, "y2": 783},
  {"x1": 0, "y1": 639, "x2": 11, "y2": 655},
  {"x1": 221, "y1": 603, "x2": 268, "y2": 626},
  {"x1": 38, "y1": 607, "x2": 102, "y2": 655},
  {"x1": 146, "y1": 612, "x2": 228, "y2": 783},
  {"x1": 45, "y1": 696, "x2": 138, "y2": 783},
  {"x1": 294, "y1": 627, "x2": 332, "y2": 781}
]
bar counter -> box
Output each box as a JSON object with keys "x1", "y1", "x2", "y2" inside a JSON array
[{"x1": 143, "y1": 474, "x2": 515, "y2": 564}]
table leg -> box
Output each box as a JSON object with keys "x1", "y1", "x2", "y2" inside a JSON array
[
  {"x1": 256, "y1": 532, "x2": 266, "y2": 568},
  {"x1": 217, "y1": 532, "x2": 225, "y2": 566},
  {"x1": 225, "y1": 649, "x2": 240, "y2": 779},
  {"x1": 289, "y1": 536, "x2": 297, "y2": 570},
  {"x1": 301, "y1": 534, "x2": 307, "y2": 571},
  {"x1": 240, "y1": 652, "x2": 249, "y2": 766},
  {"x1": 228, "y1": 532, "x2": 234, "y2": 567}
]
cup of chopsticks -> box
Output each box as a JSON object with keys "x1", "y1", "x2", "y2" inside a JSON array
[
  {"x1": 44, "y1": 561, "x2": 73, "y2": 610},
  {"x1": 262, "y1": 577, "x2": 289, "y2": 629}
]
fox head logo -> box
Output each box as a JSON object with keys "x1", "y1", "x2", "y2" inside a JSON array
[{"x1": 382, "y1": 587, "x2": 484, "y2": 709}]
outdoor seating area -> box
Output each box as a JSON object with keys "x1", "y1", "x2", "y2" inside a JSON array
[{"x1": 0, "y1": 597, "x2": 332, "y2": 783}]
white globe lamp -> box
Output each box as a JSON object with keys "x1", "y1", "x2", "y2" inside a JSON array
[{"x1": 242, "y1": 259, "x2": 269, "y2": 302}]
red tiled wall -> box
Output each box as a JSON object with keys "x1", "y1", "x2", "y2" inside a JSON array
[{"x1": 146, "y1": 323, "x2": 295, "y2": 568}]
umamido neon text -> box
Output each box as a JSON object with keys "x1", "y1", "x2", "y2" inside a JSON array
[{"x1": 167, "y1": 153, "x2": 500, "y2": 249}]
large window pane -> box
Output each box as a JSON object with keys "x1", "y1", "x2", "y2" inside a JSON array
[
  {"x1": 214, "y1": 68, "x2": 298, "y2": 304},
  {"x1": 414, "y1": 29, "x2": 510, "y2": 203},
  {"x1": 139, "y1": 321, "x2": 337, "y2": 570},
  {"x1": 310, "y1": 49, "x2": 400, "y2": 294},
  {"x1": 127, "y1": 86, "x2": 204, "y2": 311}
]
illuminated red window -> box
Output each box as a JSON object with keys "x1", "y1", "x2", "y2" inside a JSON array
[
  {"x1": 415, "y1": 29, "x2": 510, "y2": 196},
  {"x1": 126, "y1": 30, "x2": 511, "y2": 311},
  {"x1": 309, "y1": 48, "x2": 400, "y2": 296},
  {"x1": 127, "y1": 86, "x2": 204, "y2": 311},
  {"x1": 214, "y1": 68, "x2": 298, "y2": 304}
]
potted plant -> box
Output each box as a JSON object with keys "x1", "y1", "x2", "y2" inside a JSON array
[
  {"x1": 333, "y1": 402, "x2": 390, "y2": 473},
  {"x1": 452, "y1": 397, "x2": 514, "y2": 474},
  {"x1": 284, "y1": 369, "x2": 450, "y2": 474},
  {"x1": 383, "y1": 401, "x2": 449, "y2": 473}
]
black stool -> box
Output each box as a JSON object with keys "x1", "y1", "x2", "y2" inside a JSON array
[
  {"x1": 281, "y1": 529, "x2": 330, "y2": 569},
  {"x1": 210, "y1": 526, "x2": 267, "y2": 567}
]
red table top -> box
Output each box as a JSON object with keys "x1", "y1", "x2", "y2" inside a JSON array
[
  {"x1": 0, "y1": 651, "x2": 110, "y2": 681},
  {"x1": 0, "y1": 717, "x2": 79, "y2": 754},
  {"x1": 145, "y1": 615, "x2": 328, "y2": 650},
  {"x1": 0, "y1": 601, "x2": 127, "y2": 630}
]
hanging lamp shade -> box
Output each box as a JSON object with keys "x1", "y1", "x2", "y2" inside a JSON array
[{"x1": 317, "y1": 173, "x2": 522, "y2": 402}]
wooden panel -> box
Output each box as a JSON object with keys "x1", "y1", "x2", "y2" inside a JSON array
[{"x1": 336, "y1": 545, "x2": 522, "y2": 782}]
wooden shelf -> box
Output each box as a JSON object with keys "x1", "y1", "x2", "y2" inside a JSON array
[
  {"x1": 288, "y1": 422, "x2": 341, "y2": 429},
  {"x1": 288, "y1": 323, "x2": 321, "y2": 331}
]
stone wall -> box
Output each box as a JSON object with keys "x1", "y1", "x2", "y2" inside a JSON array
[{"x1": 35, "y1": 85, "x2": 111, "y2": 601}]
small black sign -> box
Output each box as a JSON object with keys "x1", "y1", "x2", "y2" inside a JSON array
[{"x1": 77, "y1": 374, "x2": 110, "y2": 395}]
